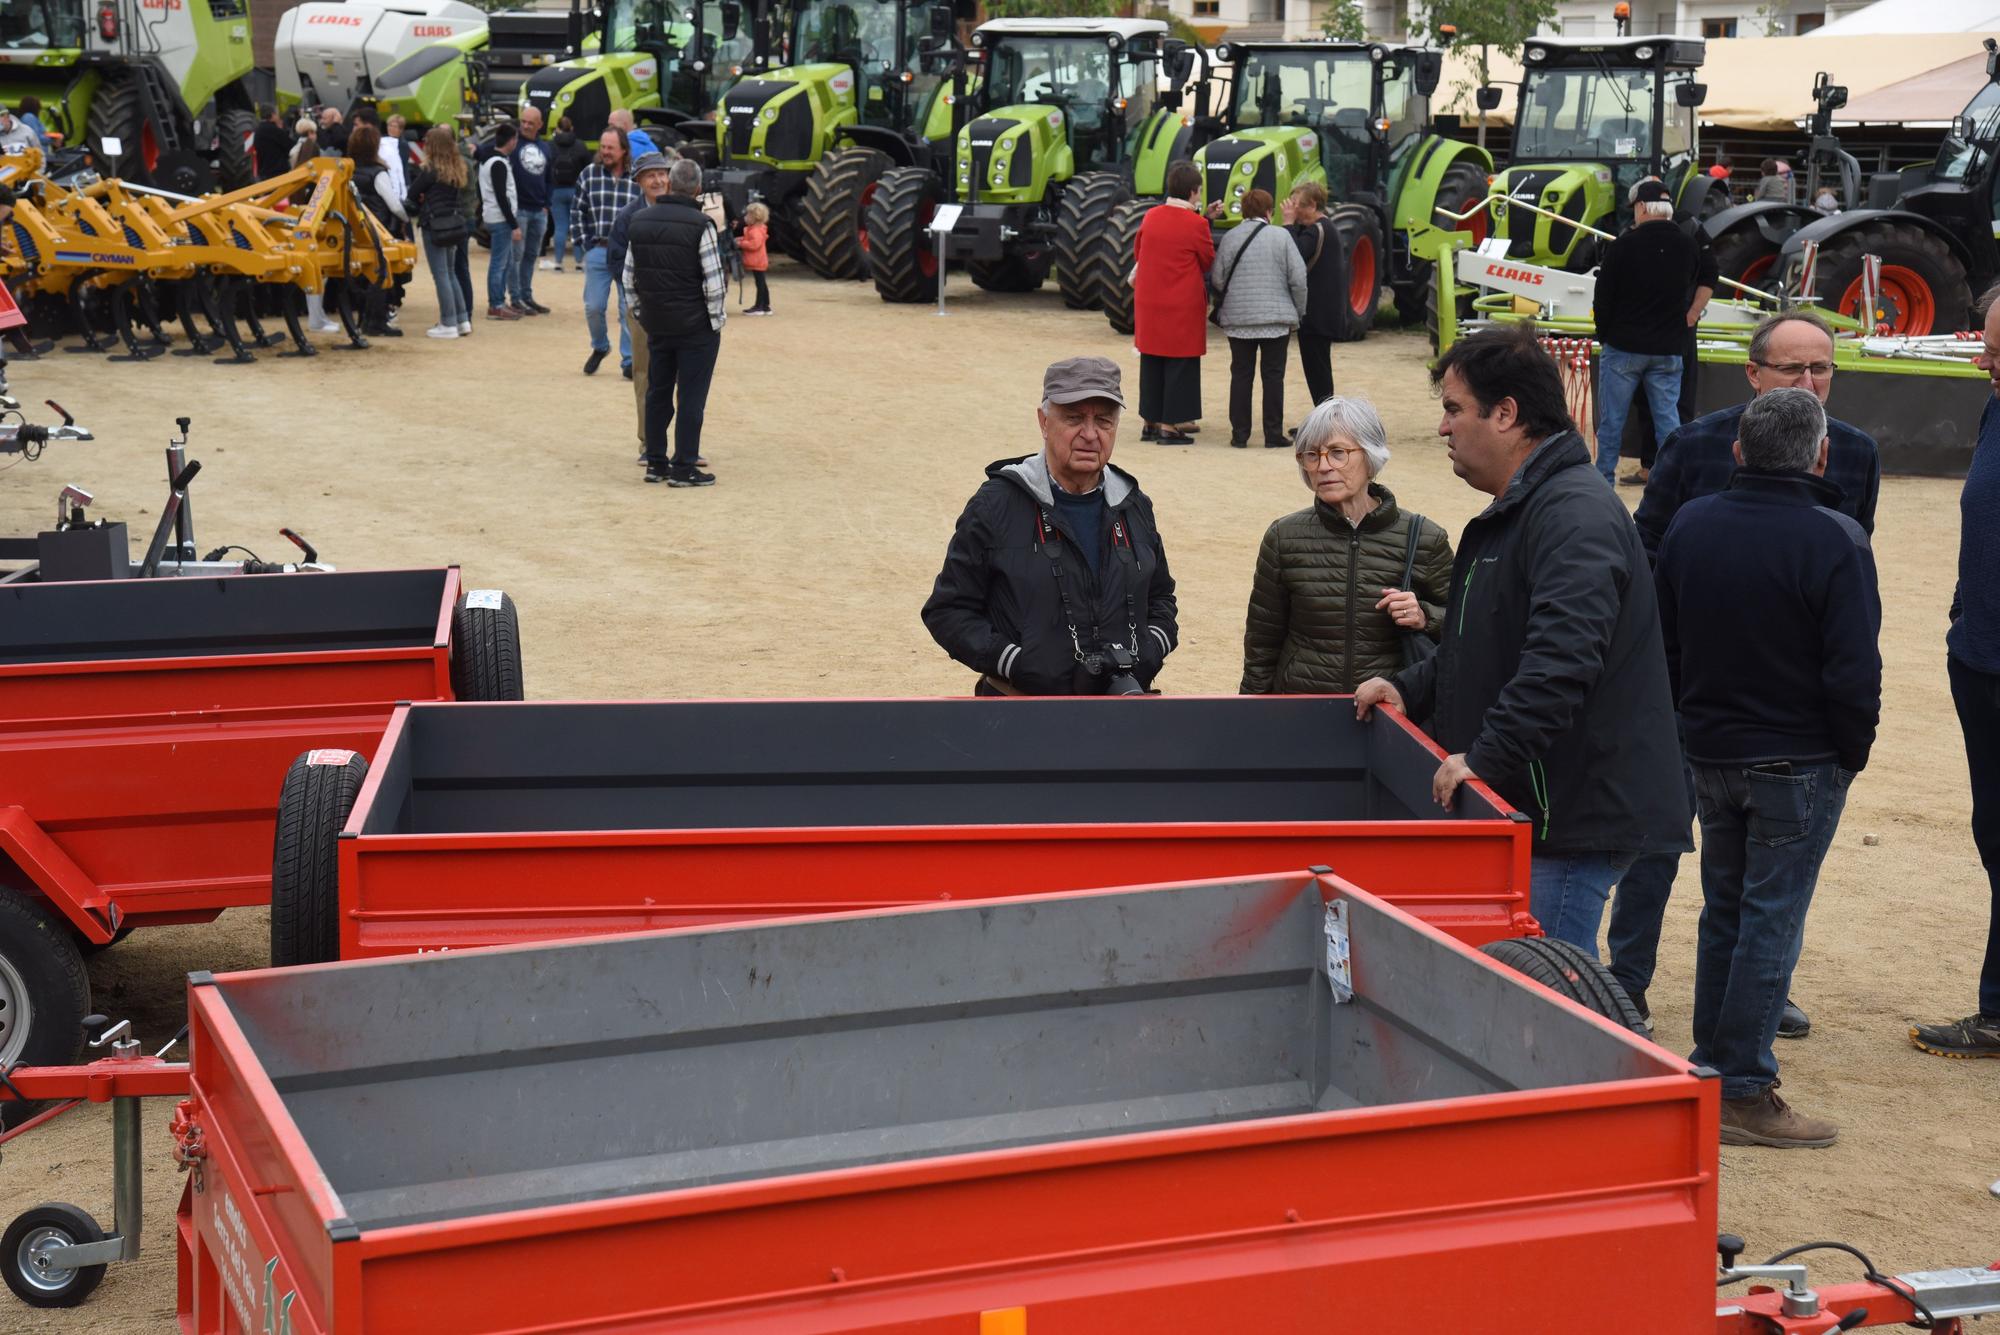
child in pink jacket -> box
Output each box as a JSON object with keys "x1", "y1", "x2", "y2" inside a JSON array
[{"x1": 740, "y1": 202, "x2": 771, "y2": 315}]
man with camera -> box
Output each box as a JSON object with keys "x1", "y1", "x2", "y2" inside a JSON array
[{"x1": 924, "y1": 357, "x2": 1179, "y2": 696}]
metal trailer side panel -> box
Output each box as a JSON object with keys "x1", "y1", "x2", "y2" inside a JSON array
[{"x1": 0, "y1": 652, "x2": 446, "y2": 727}]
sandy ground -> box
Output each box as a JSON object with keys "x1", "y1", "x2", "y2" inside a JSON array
[{"x1": 0, "y1": 252, "x2": 1993, "y2": 1330}]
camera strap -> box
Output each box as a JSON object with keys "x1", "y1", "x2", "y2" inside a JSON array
[{"x1": 1035, "y1": 507, "x2": 1139, "y2": 664}]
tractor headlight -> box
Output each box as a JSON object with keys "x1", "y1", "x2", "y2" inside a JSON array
[
  {"x1": 1239, "y1": 160, "x2": 1253, "y2": 174},
  {"x1": 1525, "y1": 46, "x2": 1546, "y2": 61},
  {"x1": 1233, "y1": 184, "x2": 1245, "y2": 197},
  {"x1": 1634, "y1": 44, "x2": 1655, "y2": 60},
  {"x1": 762, "y1": 107, "x2": 777, "y2": 121}
]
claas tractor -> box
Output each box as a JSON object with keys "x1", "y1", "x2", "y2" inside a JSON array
[
  {"x1": 0, "y1": 0, "x2": 260, "y2": 192},
  {"x1": 708, "y1": 0, "x2": 965, "y2": 276},
  {"x1": 1101, "y1": 38, "x2": 1489, "y2": 341},
  {"x1": 865, "y1": 16, "x2": 1203, "y2": 307}
]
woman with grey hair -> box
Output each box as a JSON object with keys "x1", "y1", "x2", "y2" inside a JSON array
[{"x1": 1241, "y1": 397, "x2": 1454, "y2": 696}]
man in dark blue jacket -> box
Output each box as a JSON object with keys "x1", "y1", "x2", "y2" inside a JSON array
[
  {"x1": 1656, "y1": 387, "x2": 1881, "y2": 1148},
  {"x1": 510, "y1": 106, "x2": 555, "y2": 315}
]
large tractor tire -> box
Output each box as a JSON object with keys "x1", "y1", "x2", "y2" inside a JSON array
[
  {"x1": 866, "y1": 167, "x2": 942, "y2": 304},
  {"x1": 1479, "y1": 937, "x2": 1648, "y2": 1033},
  {"x1": 1393, "y1": 160, "x2": 1487, "y2": 323},
  {"x1": 450, "y1": 589, "x2": 524, "y2": 701},
  {"x1": 269, "y1": 749, "x2": 370, "y2": 967},
  {"x1": 1052, "y1": 171, "x2": 1132, "y2": 310},
  {"x1": 214, "y1": 106, "x2": 258, "y2": 191},
  {"x1": 1711, "y1": 222, "x2": 1784, "y2": 291},
  {"x1": 0, "y1": 891, "x2": 89, "y2": 1130},
  {"x1": 85, "y1": 78, "x2": 148, "y2": 183},
  {"x1": 799, "y1": 147, "x2": 892, "y2": 282},
  {"x1": 1812, "y1": 222, "x2": 1972, "y2": 335},
  {"x1": 1424, "y1": 260, "x2": 1476, "y2": 355},
  {"x1": 968, "y1": 252, "x2": 1050, "y2": 293},
  {"x1": 1328, "y1": 204, "x2": 1383, "y2": 342},
  {"x1": 1099, "y1": 199, "x2": 1147, "y2": 336}
]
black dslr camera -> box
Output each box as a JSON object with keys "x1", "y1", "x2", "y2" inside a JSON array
[{"x1": 1081, "y1": 643, "x2": 1145, "y2": 697}]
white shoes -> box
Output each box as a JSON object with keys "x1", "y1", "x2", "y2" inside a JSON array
[
  {"x1": 308, "y1": 319, "x2": 341, "y2": 333},
  {"x1": 537, "y1": 259, "x2": 556, "y2": 270},
  {"x1": 457, "y1": 321, "x2": 472, "y2": 335},
  {"x1": 426, "y1": 324, "x2": 459, "y2": 339}
]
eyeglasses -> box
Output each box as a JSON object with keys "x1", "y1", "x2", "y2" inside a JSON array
[
  {"x1": 1295, "y1": 445, "x2": 1357, "y2": 467},
  {"x1": 1752, "y1": 360, "x2": 1836, "y2": 378}
]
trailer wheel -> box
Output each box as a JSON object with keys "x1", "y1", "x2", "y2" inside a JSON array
[
  {"x1": 866, "y1": 167, "x2": 942, "y2": 304},
  {"x1": 1051, "y1": 171, "x2": 1132, "y2": 311},
  {"x1": 0, "y1": 892, "x2": 90, "y2": 1129},
  {"x1": 799, "y1": 146, "x2": 892, "y2": 282},
  {"x1": 1711, "y1": 222, "x2": 1782, "y2": 292},
  {"x1": 1479, "y1": 937, "x2": 1648, "y2": 1032},
  {"x1": 967, "y1": 251, "x2": 1050, "y2": 293},
  {"x1": 1814, "y1": 223, "x2": 1971, "y2": 334},
  {"x1": 1394, "y1": 160, "x2": 1487, "y2": 322},
  {"x1": 1328, "y1": 204, "x2": 1383, "y2": 342},
  {"x1": 1099, "y1": 198, "x2": 1147, "y2": 336},
  {"x1": 2, "y1": 1203, "x2": 105, "y2": 1307},
  {"x1": 270, "y1": 750, "x2": 370, "y2": 968},
  {"x1": 450, "y1": 590, "x2": 524, "y2": 702}
]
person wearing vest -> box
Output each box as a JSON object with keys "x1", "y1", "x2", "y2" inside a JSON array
[
  {"x1": 624, "y1": 155, "x2": 726, "y2": 487},
  {"x1": 345, "y1": 123, "x2": 406, "y2": 337}
]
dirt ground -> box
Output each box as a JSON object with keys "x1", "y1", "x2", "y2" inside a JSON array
[{"x1": 1, "y1": 253, "x2": 1993, "y2": 1330}]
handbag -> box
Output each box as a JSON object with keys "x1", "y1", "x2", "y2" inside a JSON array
[
  {"x1": 1207, "y1": 219, "x2": 1266, "y2": 327},
  {"x1": 1397, "y1": 513, "x2": 1439, "y2": 669},
  {"x1": 426, "y1": 209, "x2": 469, "y2": 246}
]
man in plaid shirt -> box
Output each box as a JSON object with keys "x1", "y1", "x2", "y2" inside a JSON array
[{"x1": 572, "y1": 128, "x2": 643, "y2": 376}]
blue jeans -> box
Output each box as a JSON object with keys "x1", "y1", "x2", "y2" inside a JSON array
[
  {"x1": 1689, "y1": 761, "x2": 1851, "y2": 1100},
  {"x1": 486, "y1": 224, "x2": 517, "y2": 309},
  {"x1": 1530, "y1": 852, "x2": 1635, "y2": 956},
  {"x1": 422, "y1": 233, "x2": 468, "y2": 327},
  {"x1": 550, "y1": 186, "x2": 575, "y2": 266},
  {"x1": 453, "y1": 237, "x2": 473, "y2": 322},
  {"x1": 1596, "y1": 345, "x2": 1683, "y2": 483},
  {"x1": 514, "y1": 208, "x2": 549, "y2": 304},
  {"x1": 582, "y1": 246, "x2": 630, "y2": 366},
  {"x1": 1607, "y1": 717, "x2": 1696, "y2": 1002}
]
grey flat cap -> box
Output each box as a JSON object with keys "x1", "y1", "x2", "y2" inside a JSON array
[
  {"x1": 632, "y1": 151, "x2": 672, "y2": 177},
  {"x1": 1042, "y1": 355, "x2": 1124, "y2": 408}
]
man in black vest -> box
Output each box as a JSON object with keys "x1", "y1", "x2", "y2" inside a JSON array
[{"x1": 624, "y1": 157, "x2": 725, "y2": 487}]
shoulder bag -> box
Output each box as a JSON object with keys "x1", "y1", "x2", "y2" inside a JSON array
[
  {"x1": 1397, "y1": 513, "x2": 1439, "y2": 669},
  {"x1": 1208, "y1": 219, "x2": 1266, "y2": 327}
]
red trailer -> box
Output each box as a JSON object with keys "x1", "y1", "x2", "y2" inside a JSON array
[
  {"x1": 281, "y1": 697, "x2": 1538, "y2": 967},
  {"x1": 0, "y1": 569, "x2": 522, "y2": 1077}
]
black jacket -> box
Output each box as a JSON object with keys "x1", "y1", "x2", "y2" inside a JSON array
[
  {"x1": 1287, "y1": 217, "x2": 1344, "y2": 340},
  {"x1": 627, "y1": 195, "x2": 713, "y2": 343},
  {"x1": 252, "y1": 120, "x2": 292, "y2": 181},
  {"x1": 1656, "y1": 470, "x2": 1882, "y2": 772},
  {"x1": 923, "y1": 453, "x2": 1179, "y2": 695},
  {"x1": 1389, "y1": 432, "x2": 1690, "y2": 854},
  {"x1": 550, "y1": 131, "x2": 592, "y2": 188},
  {"x1": 1594, "y1": 220, "x2": 1699, "y2": 356},
  {"x1": 405, "y1": 166, "x2": 466, "y2": 236}
]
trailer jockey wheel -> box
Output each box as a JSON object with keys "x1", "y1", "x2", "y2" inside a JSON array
[
  {"x1": 0, "y1": 893, "x2": 91, "y2": 1127},
  {"x1": 1, "y1": 1203, "x2": 106, "y2": 1307}
]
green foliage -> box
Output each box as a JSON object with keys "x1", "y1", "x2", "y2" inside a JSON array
[
  {"x1": 1143, "y1": 2, "x2": 1207, "y2": 47},
  {"x1": 1321, "y1": 0, "x2": 1367, "y2": 41},
  {"x1": 1426, "y1": 0, "x2": 1560, "y2": 83},
  {"x1": 985, "y1": 0, "x2": 1119, "y2": 17}
]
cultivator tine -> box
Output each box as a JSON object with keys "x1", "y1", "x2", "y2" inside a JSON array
[
  {"x1": 203, "y1": 275, "x2": 257, "y2": 365},
  {"x1": 63, "y1": 275, "x2": 114, "y2": 355},
  {"x1": 135, "y1": 277, "x2": 172, "y2": 350},
  {"x1": 277, "y1": 287, "x2": 317, "y2": 358},
  {"x1": 239, "y1": 291, "x2": 283, "y2": 350},
  {"x1": 106, "y1": 283, "x2": 164, "y2": 362},
  {"x1": 169, "y1": 280, "x2": 221, "y2": 357},
  {"x1": 331, "y1": 282, "x2": 369, "y2": 351}
]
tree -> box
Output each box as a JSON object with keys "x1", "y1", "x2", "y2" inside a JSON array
[
  {"x1": 1322, "y1": 0, "x2": 1367, "y2": 41},
  {"x1": 985, "y1": 0, "x2": 1118, "y2": 17},
  {"x1": 1144, "y1": 2, "x2": 1208, "y2": 48},
  {"x1": 1424, "y1": 0, "x2": 1560, "y2": 147}
]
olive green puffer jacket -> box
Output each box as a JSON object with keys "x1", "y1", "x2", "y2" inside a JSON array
[{"x1": 1240, "y1": 484, "x2": 1455, "y2": 695}]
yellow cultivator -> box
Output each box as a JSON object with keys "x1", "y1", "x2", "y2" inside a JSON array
[{"x1": 0, "y1": 149, "x2": 417, "y2": 363}]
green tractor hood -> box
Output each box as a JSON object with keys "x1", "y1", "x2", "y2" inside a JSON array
[
  {"x1": 1489, "y1": 162, "x2": 1614, "y2": 270},
  {"x1": 715, "y1": 61, "x2": 858, "y2": 172},
  {"x1": 956, "y1": 103, "x2": 1073, "y2": 206},
  {"x1": 1196, "y1": 127, "x2": 1326, "y2": 227}
]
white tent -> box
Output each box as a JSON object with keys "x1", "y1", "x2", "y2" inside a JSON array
[{"x1": 1809, "y1": 0, "x2": 2000, "y2": 36}]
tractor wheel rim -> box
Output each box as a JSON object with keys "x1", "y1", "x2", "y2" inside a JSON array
[
  {"x1": 141, "y1": 121, "x2": 159, "y2": 175},
  {"x1": 0, "y1": 950, "x2": 31, "y2": 1068},
  {"x1": 858, "y1": 181, "x2": 878, "y2": 253},
  {"x1": 1839, "y1": 264, "x2": 1934, "y2": 334},
  {"x1": 1740, "y1": 252, "x2": 1776, "y2": 287},
  {"x1": 1349, "y1": 235, "x2": 1376, "y2": 315},
  {"x1": 16, "y1": 1227, "x2": 76, "y2": 1293}
]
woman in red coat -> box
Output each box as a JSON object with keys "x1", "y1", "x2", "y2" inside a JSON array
[{"x1": 1132, "y1": 161, "x2": 1215, "y2": 446}]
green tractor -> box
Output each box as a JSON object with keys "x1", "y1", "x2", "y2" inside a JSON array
[
  {"x1": 1100, "y1": 38, "x2": 1490, "y2": 340},
  {"x1": 0, "y1": 0, "x2": 259, "y2": 192},
  {"x1": 707, "y1": 0, "x2": 966, "y2": 278},
  {"x1": 865, "y1": 17, "x2": 1203, "y2": 307}
]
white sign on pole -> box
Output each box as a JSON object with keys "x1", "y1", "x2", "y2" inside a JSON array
[{"x1": 929, "y1": 203, "x2": 963, "y2": 235}]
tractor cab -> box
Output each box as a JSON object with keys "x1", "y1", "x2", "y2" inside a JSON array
[
  {"x1": 1495, "y1": 35, "x2": 1706, "y2": 269},
  {"x1": 518, "y1": 0, "x2": 760, "y2": 140},
  {"x1": 1900, "y1": 55, "x2": 2000, "y2": 282}
]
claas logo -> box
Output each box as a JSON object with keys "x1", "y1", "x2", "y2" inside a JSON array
[
  {"x1": 1481, "y1": 263, "x2": 1544, "y2": 286},
  {"x1": 306, "y1": 12, "x2": 362, "y2": 22},
  {"x1": 412, "y1": 23, "x2": 454, "y2": 35}
]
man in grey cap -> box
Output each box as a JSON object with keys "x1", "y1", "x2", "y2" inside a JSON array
[{"x1": 923, "y1": 356, "x2": 1180, "y2": 695}]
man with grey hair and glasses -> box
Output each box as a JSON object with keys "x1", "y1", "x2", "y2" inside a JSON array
[{"x1": 1655, "y1": 386, "x2": 1881, "y2": 1148}]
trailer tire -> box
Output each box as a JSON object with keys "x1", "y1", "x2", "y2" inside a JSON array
[
  {"x1": 450, "y1": 590, "x2": 524, "y2": 702},
  {"x1": 1812, "y1": 222, "x2": 1971, "y2": 335},
  {"x1": 270, "y1": 750, "x2": 370, "y2": 968},
  {"x1": 214, "y1": 106, "x2": 258, "y2": 192},
  {"x1": 1099, "y1": 198, "x2": 1147, "y2": 336},
  {"x1": 1479, "y1": 937, "x2": 1648, "y2": 1032},
  {"x1": 0, "y1": 892, "x2": 89, "y2": 1130},
  {"x1": 1, "y1": 1203, "x2": 105, "y2": 1307},
  {"x1": 1052, "y1": 171, "x2": 1131, "y2": 310},
  {"x1": 866, "y1": 167, "x2": 942, "y2": 304},
  {"x1": 799, "y1": 146, "x2": 892, "y2": 281},
  {"x1": 1328, "y1": 204, "x2": 1382, "y2": 342}
]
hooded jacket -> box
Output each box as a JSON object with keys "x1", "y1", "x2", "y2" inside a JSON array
[
  {"x1": 1388, "y1": 431, "x2": 1690, "y2": 854},
  {"x1": 923, "y1": 453, "x2": 1179, "y2": 695},
  {"x1": 550, "y1": 130, "x2": 592, "y2": 189}
]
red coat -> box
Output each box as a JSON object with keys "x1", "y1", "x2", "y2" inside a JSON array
[{"x1": 1132, "y1": 202, "x2": 1214, "y2": 358}]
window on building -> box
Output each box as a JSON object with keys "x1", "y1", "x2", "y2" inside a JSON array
[
  {"x1": 1701, "y1": 17, "x2": 1738, "y2": 36},
  {"x1": 1795, "y1": 11, "x2": 1825, "y2": 31},
  {"x1": 1193, "y1": 0, "x2": 1218, "y2": 13}
]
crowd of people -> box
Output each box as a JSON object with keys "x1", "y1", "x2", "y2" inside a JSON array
[{"x1": 922, "y1": 301, "x2": 1999, "y2": 1152}]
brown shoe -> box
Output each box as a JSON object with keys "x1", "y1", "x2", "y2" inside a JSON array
[
  {"x1": 1720, "y1": 1083, "x2": 1837, "y2": 1148},
  {"x1": 486, "y1": 306, "x2": 523, "y2": 321}
]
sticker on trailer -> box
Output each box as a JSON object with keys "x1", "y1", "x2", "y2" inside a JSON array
[
  {"x1": 306, "y1": 748, "x2": 357, "y2": 766},
  {"x1": 831, "y1": 69, "x2": 854, "y2": 97},
  {"x1": 464, "y1": 589, "x2": 507, "y2": 610},
  {"x1": 632, "y1": 58, "x2": 658, "y2": 83}
]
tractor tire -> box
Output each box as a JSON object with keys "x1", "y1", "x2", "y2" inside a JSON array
[
  {"x1": 798, "y1": 146, "x2": 891, "y2": 282},
  {"x1": 968, "y1": 252, "x2": 1050, "y2": 293},
  {"x1": 866, "y1": 167, "x2": 942, "y2": 304},
  {"x1": 1479, "y1": 937, "x2": 1648, "y2": 1033},
  {"x1": 269, "y1": 749, "x2": 370, "y2": 968},
  {"x1": 0, "y1": 892, "x2": 89, "y2": 1130},
  {"x1": 1811, "y1": 222, "x2": 1972, "y2": 335},
  {"x1": 85, "y1": 78, "x2": 146, "y2": 184},
  {"x1": 1099, "y1": 198, "x2": 1147, "y2": 336},
  {"x1": 214, "y1": 106, "x2": 258, "y2": 192},
  {"x1": 1328, "y1": 204, "x2": 1383, "y2": 342},
  {"x1": 1710, "y1": 222, "x2": 1784, "y2": 292},
  {"x1": 1424, "y1": 264, "x2": 1476, "y2": 355},
  {"x1": 450, "y1": 589, "x2": 524, "y2": 701},
  {"x1": 1052, "y1": 171, "x2": 1132, "y2": 310},
  {"x1": 1393, "y1": 160, "x2": 1487, "y2": 322}
]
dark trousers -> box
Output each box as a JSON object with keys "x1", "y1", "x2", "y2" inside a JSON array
[
  {"x1": 452, "y1": 238, "x2": 473, "y2": 324},
  {"x1": 750, "y1": 271, "x2": 769, "y2": 310},
  {"x1": 1608, "y1": 717, "x2": 1695, "y2": 1002},
  {"x1": 1949, "y1": 654, "x2": 2000, "y2": 1017},
  {"x1": 1297, "y1": 332, "x2": 1334, "y2": 413},
  {"x1": 1689, "y1": 761, "x2": 1850, "y2": 1100},
  {"x1": 1228, "y1": 334, "x2": 1289, "y2": 443},
  {"x1": 643, "y1": 330, "x2": 721, "y2": 471}
]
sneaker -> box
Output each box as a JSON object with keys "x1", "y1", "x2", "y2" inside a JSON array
[
  {"x1": 745, "y1": 307, "x2": 771, "y2": 316},
  {"x1": 426, "y1": 324, "x2": 459, "y2": 339},
  {"x1": 458, "y1": 321, "x2": 472, "y2": 336},
  {"x1": 1619, "y1": 468, "x2": 1650, "y2": 487},
  {"x1": 1628, "y1": 987, "x2": 1653, "y2": 1036},
  {"x1": 538, "y1": 259, "x2": 556, "y2": 270},
  {"x1": 1140, "y1": 425, "x2": 1160, "y2": 442},
  {"x1": 508, "y1": 302, "x2": 537, "y2": 317},
  {"x1": 1155, "y1": 430, "x2": 1194, "y2": 446},
  {"x1": 1777, "y1": 999, "x2": 1811, "y2": 1040},
  {"x1": 1910, "y1": 1013, "x2": 2000, "y2": 1058},
  {"x1": 622, "y1": 364, "x2": 633, "y2": 380},
  {"x1": 309, "y1": 319, "x2": 342, "y2": 333},
  {"x1": 1263, "y1": 437, "x2": 1290, "y2": 449},
  {"x1": 1228, "y1": 436, "x2": 1249, "y2": 449},
  {"x1": 486, "y1": 306, "x2": 523, "y2": 321},
  {"x1": 584, "y1": 348, "x2": 608, "y2": 376},
  {"x1": 643, "y1": 468, "x2": 669, "y2": 484},
  {"x1": 384, "y1": 309, "x2": 400, "y2": 328},
  {"x1": 525, "y1": 300, "x2": 551, "y2": 315},
  {"x1": 667, "y1": 467, "x2": 716, "y2": 488},
  {"x1": 1719, "y1": 1083, "x2": 1838, "y2": 1148}
]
